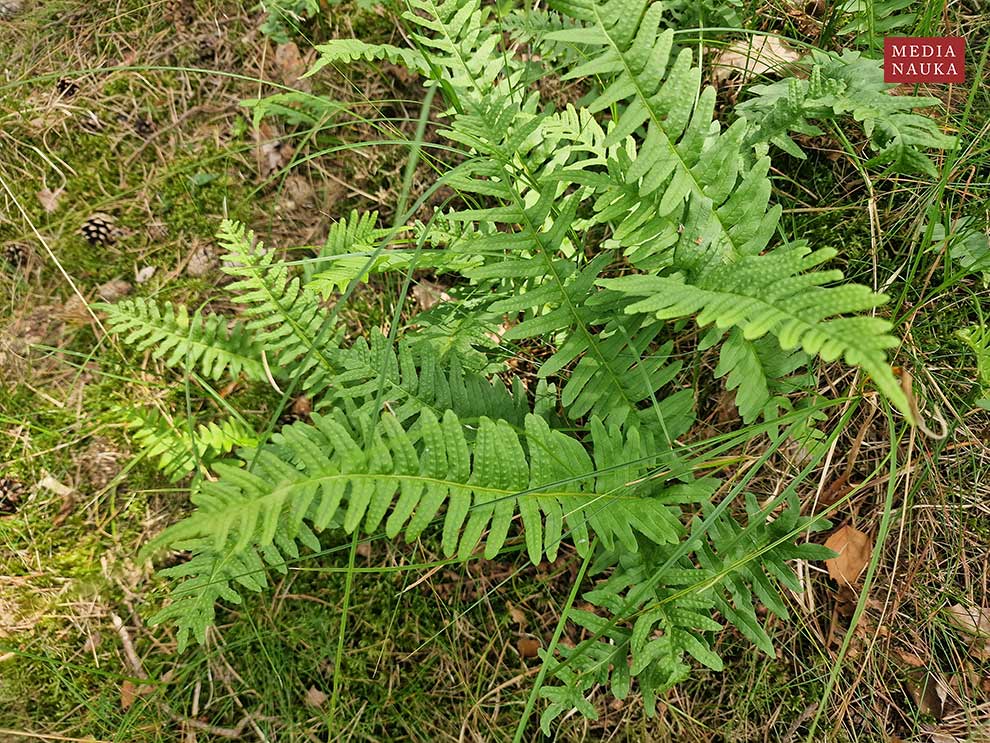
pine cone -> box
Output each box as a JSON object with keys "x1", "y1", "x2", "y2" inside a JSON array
[
  {"x1": 2, "y1": 243, "x2": 29, "y2": 269},
  {"x1": 56, "y1": 78, "x2": 79, "y2": 98},
  {"x1": 80, "y1": 213, "x2": 117, "y2": 246},
  {"x1": 133, "y1": 115, "x2": 154, "y2": 138},
  {"x1": 0, "y1": 0, "x2": 22, "y2": 20},
  {"x1": 0, "y1": 477, "x2": 26, "y2": 515}
]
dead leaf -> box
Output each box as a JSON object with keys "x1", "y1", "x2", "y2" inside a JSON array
[
  {"x1": 120, "y1": 679, "x2": 137, "y2": 710},
  {"x1": 412, "y1": 281, "x2": 452, "y2": 312},
  {"x1": 185, "y1": 242, "x2": 217, "y2": 278},
  {"x1": 38, "y1": 474, "x2": 73, "y2": 498},
  {"x1": 274, "y1": 42, "x2": 311, "y2": 91},
  {"x1": 36, "y1": 187, "x2": 64, "y2": 213},
  {"x1": 947, "y1": 604, "x2": 990, "y2": 660},
  {"x1": 824, "y1": 525, "x2": 872, "y2": 586},
  {"x1": 518, "y1": 637, "x2": 541, "y2": 659},
  {"x1": 96, "y1": 279, "x2": 132, "y2": 302},
  {"x1": 281, "y1": 174, "x2": 315, "y2": 211},
  {"x1": 712, "y1": 36, "x2": 802, "y2": 84},
  {"x1": 258, "y1": 140, "x2": 294, "y2": 179},
  {"x1": 304, "y1": 686, "x2": 328, "y2": 708},
  {"x1": 896, "y1": 650, "x2": 927, "y2": 668},
  {"x1": 904, "y1": 668, "x2": 950, "y2": 719},
  {"x1": 947, "y1": 604, "x2": 990, "y2": 636},
  {"x1": 506, "y1": 601, "x2": 526, "y2": 628}
]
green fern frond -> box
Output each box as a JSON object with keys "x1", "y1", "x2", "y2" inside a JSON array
[
  {"x1": 218, "y1": 220, "x2": 340, "y2": 396},
  {"x1": 306, "y1": 39, "x2": 431, "y2": 78},
  {"x1": 98, "y1": 297, "x2": 265, "y2": 382},
  {"x1": 127, "y1": 408, "x2": 258, "y2": 482},
  {"x1": 329, "y1": 331, "x2": 530, "y2": 424},
  {"x1": 303, "y1": 210, "x2": 478, "y2": 294},
  {"x1": 713, "y1": 328, "x2": 810, "y2": 424},
  {"x1": 539, "y1": 493, "x2": 832, "y2": 730},
  {"x1": 143, "y1": 406, "x2": 700, "y2": 649},
  {"x1": 740, "y1": 50, "x2": 955, "y2": 177},
  {"x1": 600, "y1": 245, "x2": 912, "y2": 418}
]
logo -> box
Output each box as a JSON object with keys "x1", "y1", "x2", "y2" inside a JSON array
[{"x1": 884, "y1": 37, "x2": 965, "y2": 83}]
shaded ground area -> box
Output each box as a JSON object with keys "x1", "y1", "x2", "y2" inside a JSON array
[{"x1": 1, "y1": 1, "x2": 989, "y2": 741}]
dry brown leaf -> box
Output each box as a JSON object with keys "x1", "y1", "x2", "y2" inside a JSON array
[
  {"x1": 518, "y1": 637, "x2": 541, "y2": 659},
  {"x1": 258, "y1": 140, "x2": 294, "y2": 179},
  {"x1": 274, "y1": 42, "x2": 312, "y2": 91},
  {"x1": 506, "y1": 601, "x2": 526, "y2": 628},
  {"x1": 120, "y1": 679, "x2": 137, "y2": 710},
  {"x1": 904, "y1": 668, "x2": 950, "y2": 719},
  {"x1": 281, "y1": 174, "x2": 315, "y2": 211},
  {"x1": 96, "y1": 279, "x2": 132, "y2": 302},
  {"x1": 824, "y1": 525, "x2": 872, "y2": 586},
  {"x1": 412, "y1": 281, "x2": 452, "y2": 312},
  {"x1": 712, "y1": 36, "x2": 802, "y2": 83},
  {"x1": 947, "y1": 604, "x2": 990, "y2": 660},
  {"x1": 304, "y1": 686, "x2": 328, "y2": 708},
  {"x1": 36, "y1": 187, "x2": 64, "y2": 213},
  {"x1": 185, "y1": 242, "x2": 217, "y2": 278}
]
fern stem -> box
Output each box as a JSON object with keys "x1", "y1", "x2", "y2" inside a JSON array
[{"x1": 512, "y1": 539, "x2": 596, "y2": 743}]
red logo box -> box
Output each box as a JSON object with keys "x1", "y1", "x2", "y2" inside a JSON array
[{"x1": 884, "y1": 37, "x2": 965, "y2": 83}]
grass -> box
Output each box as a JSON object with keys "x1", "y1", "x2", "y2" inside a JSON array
[{"x1": 1, "y1": 0, "x2": 989, "y2": 741}]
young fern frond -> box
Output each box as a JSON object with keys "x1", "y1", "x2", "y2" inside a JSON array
[
  {"x1": 98, "y1": 297, "x2": 265, "y2": 382},
  {"x1": 127, "y1": 408, "x2": 258, "y2": 482},
  {"x1": 144, "y1": 406, "x2": 701, "y2": 649},
  {"x1": 218, "y1": 220, "x2": 340, "y2": 397}
]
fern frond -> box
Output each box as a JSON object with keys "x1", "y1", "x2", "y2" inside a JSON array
[
  {"x1": 99, "y1": 297, "x2": 265, "y2": 382},
  {"x1": 740, "y1": 50, "x2": 956, "y2": 177},
  {"x1": 218, "y1": 220, "x2": 340, "y2": 397},
  {"x1": 303, "y1": 210, "x2": 478, "y2": 294},
  {"x1": 306, "y1": 39, "x2": 431, "y2": 78},
  {"x1": 329, "y1": 330, "x2": 530, "y2": 424},
  {"x1": 127, "y1": 408, "x2": 258, "y2": 482},
  {"x1": 539, "y1": 493, "x2": 832, "y2": 730},
  {"x1": 144, "y1": 407, "x2": 699, "y2": 648},
  {"x1": 600, "y1": 245, "x2": 911, "y2": 417}
]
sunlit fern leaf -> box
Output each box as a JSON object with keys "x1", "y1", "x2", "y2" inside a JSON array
[
  {"x1": 98, "y1": 297, "x2": 265, "y2": 382},
  {"x1": 218, "y1": 220, "x2": 341, "y2": 397},
  {"x1": 126, "y1": 408, "x2": 258, "y2": 482}
]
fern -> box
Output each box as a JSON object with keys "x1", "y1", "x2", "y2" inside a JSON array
[
  {"x1": 539, "y1": 492, "x2": 832, "y2": 730},
  {"x1": 98, "y1": 297, "x2": 266, "y2": 382},
  {"x1": 106, "y1": 0, "x2": 962, "y2": 728},
  {"x1": 599, "y1": 244, "x2": 908, "y2": 413},
  {"x1": 127, "y1": 408, "x2": 259, "y2": 482},
  {"x1": 739, "y1": 50, "x2": 956, "y2": 177},
  {"x1": 218, "y1": 220, "x2": 341, "y2": 397},
  {"x1": 144, "y1": 406, "x2": 701, "y2": 649},
  {"x1": 306, "y1": 39, "x2": 430, "y2": 78}
]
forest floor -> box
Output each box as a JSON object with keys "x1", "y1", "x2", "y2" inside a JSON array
[{"x1": 1, "y1": 1, "x2": 989, "y2": 741}]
